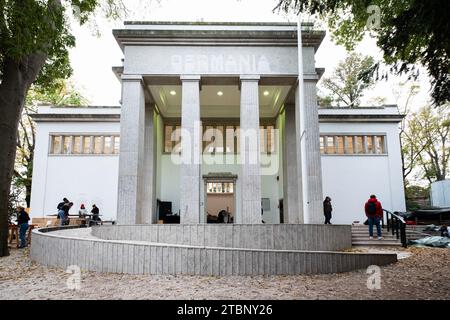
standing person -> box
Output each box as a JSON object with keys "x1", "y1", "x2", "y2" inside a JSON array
[
  {"x1": 323, "y1": 196, "x2": 333, "y2": 224},
  {"x1": 60, "y1": 202, "x2": 73, "y2": 226},
  {"x1": 91, "y1": 204, "x2": 101, "y2": 226},
  {"x1": 364, "y1": 195, "x2": 383, "y2": 240},
  {"x1": 57, "y1": 198, "x2": 69, "y2": 223},
  {"x1": 16, "y1": 206, "x2": 30, "y2": 248},
  {"x1": 78, "y1": 204, "x2": 88, "y2": 218}
]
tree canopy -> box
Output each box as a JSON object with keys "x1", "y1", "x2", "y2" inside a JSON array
[
  {"x1": 275, "y1": 0, "x2": 450, "y2": 106},
  {"x1": 320, "y1": 52, "x2": 375, "y2": 107}
]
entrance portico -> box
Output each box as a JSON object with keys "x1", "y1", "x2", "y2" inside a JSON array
[{"x1": 114, "y1": 22, "x2": 325, "y2": 225}]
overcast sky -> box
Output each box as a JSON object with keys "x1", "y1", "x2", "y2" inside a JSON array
[{"x1": 68, "y1": 0, "x2": 432, "y2": 110}]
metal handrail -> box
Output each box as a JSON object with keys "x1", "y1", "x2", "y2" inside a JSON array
[{"x1": 383, "y1": 209, "x2": 407, "y2": 248}]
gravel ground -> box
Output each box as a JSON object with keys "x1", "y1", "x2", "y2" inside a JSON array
[{"x1": 0, "y1": 246, "x2": 449, "y2": 300}]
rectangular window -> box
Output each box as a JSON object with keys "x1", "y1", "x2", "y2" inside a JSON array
[
  {"x1": 225, "y1": 126, "x2": 235, "y2": 154},
  {"x1": 73, "y1": 136, "x2": 82, "y2": 154},
  {"x1": 164, "y1": 126, "x2": 173, "y2": 153},
  {"x1": 320, "y1": 136, "x2": 325, "y2": 154},
  {"x1": 335, "y1": 136, "x2": 344, "y2": 154},
  {"x1": 93, "y1": 136, "x2": 103, "y2": 154},
  {"x1": 320, "y1": 135, "x2": 387, "y2": 155},
  {"x1": 267, "y1": 125, "x2": 275, "y2": 154},
  {"x1": 326, "y1": 136, "x2": 335, "y2": 154},
  {"x1": 376, "y1": 136, "x2": 385, "y2": 154},
  {"x1": 50, "y1": 134, "x2": 119, "y2": 155},
  {"x1": 51, "y1": 136, "x2": 62, "y2": 154},
  {"x1": 345, "y1": 136, "x2": 354, "y2": 154},
  {"x1": 355, "y1": 136, "x2": 364, "y2": 154},
  {"x1": 103, "y1": 136, "x2": 112, "y2": 154},
  {"x1": 114, "y1": 136, "x2": 120, "y2": 154},
  {"x1": 62, "y1": 136, "x2": 72, "y2": 154},
  {"x1": 83, "y1": 136, "x2": 92, "y2": 154},
  {"x1": 366, "y1": 136, "x2": 374, "y2": 154}
]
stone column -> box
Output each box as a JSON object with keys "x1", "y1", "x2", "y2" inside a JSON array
[
  {"x1": 117, "y1": 75, "x2": 145, "y2": 225},
  {"x1": 298, "y1": 80, "x2": 324, "y2": 224},
  {"x1": 283, "y1": 103, "x2": 303, "y2": 223},
  {"x1": 180, "y1": 75, "x2": 201, "y2": 224},
  {"x1": 141, "y1": 104, "x2": 157, "y2": 224},
  {"x1": 239, "y1": 75, "x2": 262, "y2": 224}
]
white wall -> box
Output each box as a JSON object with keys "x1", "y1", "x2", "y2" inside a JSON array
[
  {"x1": 29, "y1": 121, "x2": 120, "y2": 221},
  {"x1": 319, "y1": 122, "x2": 406, "y2": 224}
]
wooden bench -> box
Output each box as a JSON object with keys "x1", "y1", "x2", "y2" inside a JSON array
[{"x1": 8, "y1": 224, "x2": 37, "y2": 248}]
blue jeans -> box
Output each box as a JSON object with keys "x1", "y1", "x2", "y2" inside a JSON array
[
  {"x1": 19, "y1": 223, "x2": 29, "y2": 247},
  {"x1": 58, "y1": 210, "x2": 66, "y2": 226},
  {"x1": 368, "y1": 217, "x2": 382, "y2": 237}
]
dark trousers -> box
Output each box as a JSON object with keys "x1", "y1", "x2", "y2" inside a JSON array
[
  {"x1": 324, "y1": 213, "x2": 332, "y2": 224},
  {"x1": 19, "y1": 223, "x2": 29, "y2": 247}
]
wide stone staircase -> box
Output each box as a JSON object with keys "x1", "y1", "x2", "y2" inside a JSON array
[
  {"x1": 352, "y1": 225, "x2": 402, "y2": 246},
  {"x1": 352, "y1": 224, "x2": 431, "y2": 247}
]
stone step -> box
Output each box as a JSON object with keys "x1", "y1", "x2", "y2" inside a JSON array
[{"x1": 352, "y1": 241, "x2": 402, "y2": 247}]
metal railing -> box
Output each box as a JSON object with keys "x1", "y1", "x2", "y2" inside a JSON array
[{"x1": 383, "y1": 209, "x2": 407, "y2": 248}]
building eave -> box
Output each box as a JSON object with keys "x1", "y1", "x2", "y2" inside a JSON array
[
  {"x1": 31, "y1": 114, "x2": 120, "y2": 123},
  {"x1": 113, "y1": 23, "x2": 325, "y2": 51}
]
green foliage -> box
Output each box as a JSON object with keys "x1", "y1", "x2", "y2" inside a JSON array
[
  {"x1": 320, "y1": 52, "x2": 375, "y2": 107},
  {"x1": 274, "y1": 0, "x2": 450, "y2": 106},
  {"x1": 403, "y1": 104, "x2": 450, "y2": 183},
  {"x1": 0, "y1": 0, "x2": 125, "y2": 89}
]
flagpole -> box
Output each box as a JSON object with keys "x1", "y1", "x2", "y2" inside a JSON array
[{"x1": 297, "y1": 14, "x2": 310, "y2": 224}]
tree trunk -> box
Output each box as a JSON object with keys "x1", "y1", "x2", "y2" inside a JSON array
[{"x1": 0, "y1": 55, "x2": 45, "y2": 257}]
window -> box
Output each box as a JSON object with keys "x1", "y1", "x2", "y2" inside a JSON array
[
  {"x1": 62, "y1": 136, "x2": 72, "y2": 154},
  {"x1": 163, "y1": 123, "x2": 277, "y2": 155},
  {"x1": 207, "y1": 182, "x2": 234, "y2": 194},
  {"x1": 320, "y1": 135, "x2": 387, "y2": 155},
  {"x1": 51, "y1": 136, "x2": 62, "y2": 154},
  {"x1": 104, "y1": 136, "x2": 113, "y2": 154},
  {"x1": 50, "y1": 134, "x2": 119, "y2": 155},
  {"x1": 93, "y1": 136, "x2": 103, "y2": 154},
  {"x1": 73, "y1": 136, "x2": 82, "y2": 154},
  {"x1": 82, "y1": 136, "x2": 90, "y2": 154}
]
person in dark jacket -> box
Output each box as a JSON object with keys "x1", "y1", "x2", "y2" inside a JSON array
[
  {"x1": 90, "y1": 204, "x2": 101, "y2": 226},
  {"x1": 16, "y1": 206, "x2": 30, "y2": 248},
  {"x1": 323, "y1": 197, "x2": 333, "y2": 224},
  {"x1": 60, "y1": 202, "x2": 73, "y2": 226},
  {"x1": 364, "y1": 195, "x2": 383, "y2": 240}
]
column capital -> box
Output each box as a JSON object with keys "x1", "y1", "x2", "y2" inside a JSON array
[
  {"x1": 240, "y1": 75, "x2": 261, "y2": 82},
  {"x1": 180, "y1": 75, "x2": 201, "y2": 82},
  {"x1": 121, "y1": 74, "x2": 144, "y2": 83}
]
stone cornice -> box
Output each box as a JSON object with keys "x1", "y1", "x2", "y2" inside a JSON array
[
  {"x1": 113, "y1": 29, "x2": 325, "y2": 51},
  {"x1": 31, "y1": 113, "x2": 120, "y2": 123},
  {"x1": 318, "y1": 114, "x2": 405, "y2": 123}
]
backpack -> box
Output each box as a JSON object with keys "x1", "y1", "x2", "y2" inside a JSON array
[{"x1": 367, "y1": 201, "x2": 377, "y2": 216}]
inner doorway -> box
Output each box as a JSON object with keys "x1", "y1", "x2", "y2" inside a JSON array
[{"x1": 203, "y1": 173, "x2": 237, "y2": 224}]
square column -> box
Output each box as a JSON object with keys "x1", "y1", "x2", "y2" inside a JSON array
[
  {"x1": 141, "y1": 104, "x2": 157, "y2": 224},
  {"x1": 283, "y1": 103, "x2": 303, "y2": 223},
  {"x1": 239, "y1": 75, "x2": 262, "y2": 224},
  {"x1": 117, "y1": 75, "x2": 146, "y2": 225},
  {"x1": 297, "y1": 80, "x2": 324, "y2": 224},
  {"x1": 180, "y1": 75, "x2": 201, "y2": 224}
]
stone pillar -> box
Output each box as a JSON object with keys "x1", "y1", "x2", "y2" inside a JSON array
[
  {"x1": 117, "y1": 75, "x2": 145, "y2": 225},
  {"x1": 239, "y1": 75, "x2": 262, "y2": 224},
  {"x1": 298, "y1": 80, "x2": 324, "y2": 224},
  {"x1": 180, "y1": 75, "x2": 201, "y2": 224},
  {"x1": 283, "y1": 103, "x2": 303, "y2": 223},
  {"x1": 141, "y1": 104, "x2": 157, "y2": 224}
]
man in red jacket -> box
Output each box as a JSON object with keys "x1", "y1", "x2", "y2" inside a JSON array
[{"x1": 365, "y1": 195, "x2": 383, "y2": 240}]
